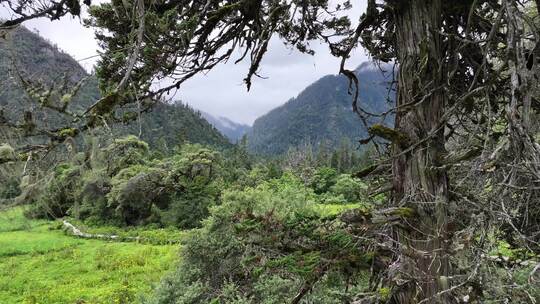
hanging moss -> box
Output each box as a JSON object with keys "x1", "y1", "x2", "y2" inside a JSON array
[
  {"x1": 0, "y1": 143, "x2": 16, "y2": 161},
  {"x1": 60, "y1": 93, "x2": 73, "y2": 104},
  {"x1": 57, "y1": 127, "x2": 78, "y2": 138},
  {"x1": 369, "y1": 124, "x2": 410, "y2": 146},
  {"x1": 378, "y1": 287, "x2": 392, "y2": 301}
]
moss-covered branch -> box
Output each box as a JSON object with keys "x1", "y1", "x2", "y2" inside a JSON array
[{"x1": 368, "y1": 124, "x2": 410, "y2": 146}]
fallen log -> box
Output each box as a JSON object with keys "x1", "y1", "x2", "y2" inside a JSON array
[
  {"x1": 62, "y1": 220, "x2": 141, "y2": 242},
  {"x1": 61, "y1": 220, "x2": 183, "y2": 244}
]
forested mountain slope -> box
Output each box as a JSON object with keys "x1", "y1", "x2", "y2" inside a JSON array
[
  {"x1": 248, "y1": 62, "x2": 394, "y2": 155},
  {"x1": 200, "y1": 111, "x2": 251, "y2": 142},
  {"x1": 0, "y1": 26, "x2": 230, "y2": 149}
]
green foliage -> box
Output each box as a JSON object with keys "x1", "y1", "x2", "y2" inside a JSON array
[
  {"x1": 155, "y1": 145, "x2": 222, "y2": 228},
  {"x1": 104, "y1": 135, "x2": 150, "y2": 176},
  {"x1": 330, "y1": 174, "x2": 368, "y2": 203},
  {"x1": 25, "y1": 163, "x2": 81, "y2": 219},
  {"x1": 236, "y1": 162, "x2": 283, "y2": 189},
  {"x1": 0, "y1": 176, "x2": 21, "y2": 200},
  {"x1": 147, "y1": 175, "x2": 371, "y2": 304},
  {"x1": 108, "y1": 165, "x2": 167, "y2": 226},
  {"x1": 309, "y1": 166, "x2": 338, "y2": 194},
  {"x1": 72, "y1": 169, "x2": 112, "y2": 223},
  {"x1": 26, "y1": 139, "x2": 223, "y2": 229},
  {"x1": 480, "y1": 262, "x2": 540, "y2": 303}
]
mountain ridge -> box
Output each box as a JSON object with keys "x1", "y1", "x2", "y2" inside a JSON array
[
  {"x1": 0, "y1": 26, "x2": 231, "y2": 150},
  {"x1": 200, "y1": 111, "x2": 251, "y2": 143},
  {"x1": 247, "y1": 62, "x2": 395, "y2": 155}
]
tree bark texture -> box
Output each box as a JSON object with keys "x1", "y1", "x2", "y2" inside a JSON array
[{"x1": 391, "y1": 1, "x2": 454, "y2": 303}]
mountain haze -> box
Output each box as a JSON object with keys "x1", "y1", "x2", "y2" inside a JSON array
[
  {"x1": 200, "y1": 111, "x2": 251, "y2": 143},
  {"x1": 0, "y1": 27, "x2": 230, "y2": 149},
  {"x1": 248, "y1": 62, "x2": 395, "y2": 155}
]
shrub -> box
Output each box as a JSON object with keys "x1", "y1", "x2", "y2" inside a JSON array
[
  {"x1": 146, "y1": 175, "x2": 370, "y2": 304},
  {"x1": 86, "y1": 144, "x2": 223, "y2": 228},
  {"x1": 72, "y1": 169, "x2": 112, "y2": 223},
  {"x1": 319, "y1": 192, "x2": 348, "y2": 205},
  {"x1": 107, "y1": 165, "x2": 168, "y2": 226},
  {"x1": 26, "y1": 163, "x2": 81, "y2": 219},
  {"x1": 246, "y1": 162, "x2": 284, "y2": 187},
  {"x1": 159, "y1": 188, "x2": 217, "y2": 229},
  {"x1": 157, "y1": 145, "x2": 222, "y2": 228},
  {"x1": 103, "y1": 135, "x2": 149, "y2": 176},
  {"x1": 309, "y1": 167, "x2": 338, "y2": 194},
  {"x1": 0, "y1": 176, "x2": 21, "y2": 199},
  {"x1": 24, "y1": 141, "x2": 222, "y2": 229},
  {"x1": 330, "y1": 174, "x2": 367, "y2": 203}
]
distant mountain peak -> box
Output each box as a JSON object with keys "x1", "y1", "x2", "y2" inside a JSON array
[
  {"x1": 248, "y1": 61, "x2": 395, "y2": 155},
  {"x1": 355, "y1": 61, "x2": 394, "y2": 74},
  {"x1": 356, "y1": 61, "x2": 378, "y2": 72},
  {"x1": 200, "y1": 111, "x2": 251, "y2": 143}
]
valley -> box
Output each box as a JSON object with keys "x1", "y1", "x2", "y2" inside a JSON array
[{"x1": 0, "y1": 1, "x2": 539, "y2": 303}]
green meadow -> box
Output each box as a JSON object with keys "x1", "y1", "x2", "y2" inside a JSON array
[{"x1": 0, "y1": 207, "x2": 179, "y2": 304}]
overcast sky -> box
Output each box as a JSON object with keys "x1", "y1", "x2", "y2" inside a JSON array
[{"x1": 2, "y1": 1, "x2": 369, "y2": 125}]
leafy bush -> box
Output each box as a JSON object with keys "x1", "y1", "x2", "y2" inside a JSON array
[
  {"x1": 330, "y1": 174, "x2": 367, "y2": 203},
  {"x1": 156, "y1": 145, "x2": 222, "y2": 228},
  {"x1": 234, "y1": 163, "x2": 282, "y2": 189},
  {"x1": 25, "y1": 139, "x2": 223, "y2": 229},
  {"x1": 309, "y1": 166, "x2": 338, "y2": 194},
  {"x1": 146, "y1": 175, "x2": 371, "y2": 304},
  {"x1": 0, "y1": 176, "x2": 21, "y2": 199},
  {"x1": 25, "y1": 163, "x2": 81, "y2": 219},
  {"x1": 102, "y1": 135, "x2": 149, "y2": 176},
  {"x1": 72, "y1": 169, "x2": 112, "y2": 223},
  {"x1": 319, "y1": 192, "x2": 348, "y2": 205},
  {"x1": 107, "y1": 165, "x2": 168, "y2": 226}
]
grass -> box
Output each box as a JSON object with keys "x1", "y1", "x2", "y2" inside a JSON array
[
  {"x1": 0, "y1": 207, "x2": 48, "y2": 232},
  {"x1": 0, "y1": 203, "x2": 368, "y2": 303},
  {"x1": 0, "y1": 207, "x2": 180, "y2": 304},
  {"x1": 65, "y1": 219, "x2": 190, "y2": 245},
  {"x1": 314, "y1": 203, "x2": 368, "y2": 217}
]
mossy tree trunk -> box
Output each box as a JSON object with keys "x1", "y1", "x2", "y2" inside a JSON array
[{"x1": 391, "y1": 0, "x2": 454, "y2": 303}]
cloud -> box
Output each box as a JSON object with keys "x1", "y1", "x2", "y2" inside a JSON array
[
  {"x1": 177, "y1": 37, "x2": 368, "y2": 125},
  {"x1": 1, "y1": 0, "x2": 369, "y2": 125}
]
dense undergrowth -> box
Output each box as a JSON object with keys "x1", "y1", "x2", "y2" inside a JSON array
[
  {"x1": 147, "y1": 173, "x2": 376, "y2": 304},
  {"x1": 1, "y1": 135, "x2": 537, "y2": 304},
  {"x1": 0, "y1": 134, "x2": 383, "y2": 302}
]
